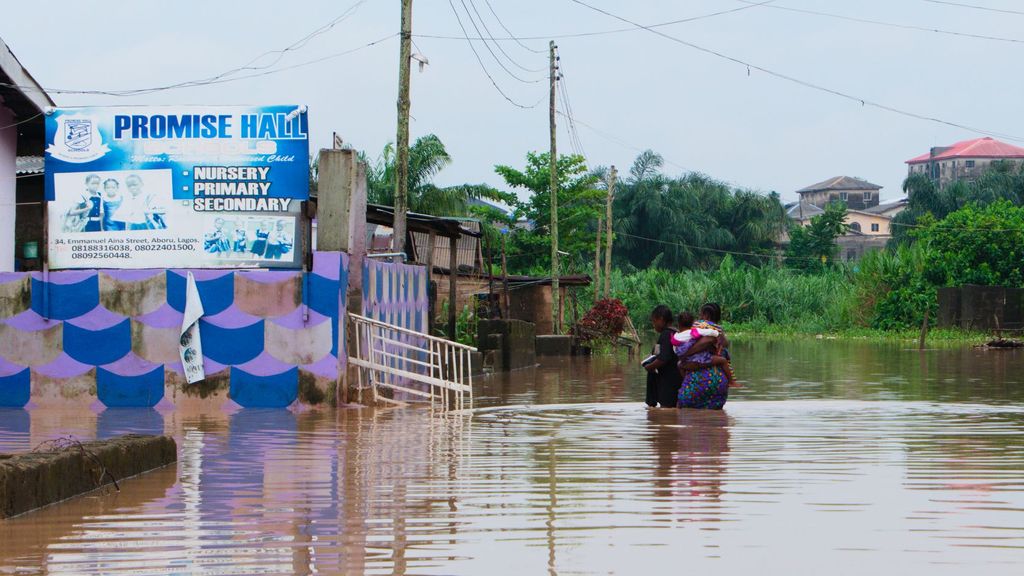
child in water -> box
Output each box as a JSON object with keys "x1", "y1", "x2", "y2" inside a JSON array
[{"x1": 672, "y1": 311, "x2": 739, "y2": 388}]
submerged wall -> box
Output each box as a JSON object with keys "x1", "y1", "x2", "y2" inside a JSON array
[{"x1": 0, "y1": 252, "x2": 348, "y2": 409}]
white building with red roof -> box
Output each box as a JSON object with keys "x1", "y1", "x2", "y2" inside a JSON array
[{"x1": 906, "y1": 137, "x2": 1024, "y2": 189}]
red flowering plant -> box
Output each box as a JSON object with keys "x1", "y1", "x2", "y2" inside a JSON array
[{"x1": 572, "y1": 298, "x2": 630, "y2": 345}]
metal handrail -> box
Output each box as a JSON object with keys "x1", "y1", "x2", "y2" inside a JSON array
[
  {"x1": 348, "y1": 312, "x2": 476, "y2": 410},
  {"x1": 348, "y1": 313, "x2": 479, "y2": 352}
]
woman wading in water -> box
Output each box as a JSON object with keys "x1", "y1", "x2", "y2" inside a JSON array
[{"x1": 676, "y1": 303, "x2": 731, "y2": 410}]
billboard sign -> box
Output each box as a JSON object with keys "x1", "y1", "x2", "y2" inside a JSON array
[{"x1": 45, "y1": 105, "x2": 309, "y2": 269}]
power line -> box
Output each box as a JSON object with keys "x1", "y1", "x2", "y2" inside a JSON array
[
  {"x1": 418, "y1": 1, "x2": 775, "y2": 42},
  {"x1": 0, "y1": 112, "x2": 42, "y2": 130},
  {"x1": 923, "y1": 0, "x2": 1024, "y2": 16},
  {"x1": 555, "y1": 57, "x2": 587, "y2": 160},
  {"x1": 616, "y1": 231, "x2": 821, "y2": 263},
  {"x1": 0, "y1": 34, "x2": 397, "y2": 97},
  {"x1": 483, "y1": 0, "x2": 546, "y2": 54},
  {"x1": 445, "y1": 0, "x2": 544, "y2": 109},
  {"x1": 741, "y1": 0, "x2": 1024, "y2": 44},
  {"x1": 456, "y1": 0, "x2": 545, "y2": 83},
  {"x1": 197, "y1": 0, "x2": 369, "y2": 85},
  {"x1": 567, "y1": 0, "x2": 1024, "y2": 144},
  {"x1": 559, "y1": 110, "x2": 770, "y2": 192},
  {"x1": 464, "y1": 0, "x2": 545, "y2": 72}
]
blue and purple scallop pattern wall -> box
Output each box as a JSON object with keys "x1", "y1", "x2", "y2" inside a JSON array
[{"x1": 0, "y1": 252, "x2": 348, "y2": 409}]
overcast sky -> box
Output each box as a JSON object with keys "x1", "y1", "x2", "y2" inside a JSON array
[{"x1": 4, "y1": 0, "x2": 1023, "y2": 203}]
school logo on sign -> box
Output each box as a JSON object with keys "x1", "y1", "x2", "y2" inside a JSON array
[
  {"x1": 64, "y1": 119, "x2": 92, "y2": 150},
  {"x1": 47, "y1": 114, "x2": 109, "y2": 163}
]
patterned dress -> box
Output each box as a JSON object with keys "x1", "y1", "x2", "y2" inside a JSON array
[{"x1": 676, "y1": 321, "x2": 729, "y2": 409}]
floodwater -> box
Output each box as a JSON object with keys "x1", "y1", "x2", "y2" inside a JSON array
[{"x1": 1, "y1": 340, "x2": 1023, "y2": 575}]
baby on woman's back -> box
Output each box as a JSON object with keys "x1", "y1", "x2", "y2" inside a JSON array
[{"x1": 671, "y1": 311, "x2": 739, "y2": 388}]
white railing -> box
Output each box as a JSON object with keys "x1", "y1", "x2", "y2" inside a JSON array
[{"x1": 348, "y1": 313, "x2": 476, "y2": 410}]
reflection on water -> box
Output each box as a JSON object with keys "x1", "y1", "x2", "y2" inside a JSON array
[{"x1": 1, "y1": 341, "x2": 1023, "y2": 574}]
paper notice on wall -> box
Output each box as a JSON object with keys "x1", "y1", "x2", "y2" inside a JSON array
[{"x1": 180, "y1": 271, "x2": 206, "y2": 384}]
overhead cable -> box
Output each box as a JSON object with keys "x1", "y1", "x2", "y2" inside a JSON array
[{"x1": 567, "y1": 0, "x2": 1024, "y2": 143}]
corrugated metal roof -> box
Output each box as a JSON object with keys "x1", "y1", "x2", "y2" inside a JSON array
[
  {"x1": 906, "y1": 137, "x2": 1024, "y2": 164},
  {"x1": 15, "y1": 155, "x2": 43, "y2": 174},
  {"x1": 412, "y1": 222, "x2": 482, "y2": 272}
]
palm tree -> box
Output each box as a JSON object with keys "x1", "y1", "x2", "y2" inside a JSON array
[
  {"x1": 612, "y1": 151, "x2": 785, "y2": 270},
  {"x1": 363, "y1": 134, "x2": 510, "y2": 217}
]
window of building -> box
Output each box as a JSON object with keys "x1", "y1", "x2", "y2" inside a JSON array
[
  {"x1": 966, "y1": 160, "x2": 975, "y2": 168},
  {"x1": 850, "y1": 222, "x2": 862, "y2": 232},
  {"x1": 864, "y1": 192, "x2": 873, "y2": 202},
  {"x1": 839, "y1": 192, "x2": 848, "y2": 201},
  {"x1": 847, "y1": 250, "x2": 856, "y2": 261},
  {"x1": 871, "y1": 223, "x2": 880, "y2": 232}
]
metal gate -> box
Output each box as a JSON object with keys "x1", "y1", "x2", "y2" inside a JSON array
[{"x1": 348, "y1": 313, "x2": 475, "y2": 410}]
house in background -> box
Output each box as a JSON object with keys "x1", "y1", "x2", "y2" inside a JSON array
[
  {"x1": 783, "y1": 176, "x2": 907, "y2": 261},
  {"x1": 906, "y1": 137, "x2": 1024, "y2": 189},
  {"x1": 795, "y1": 175, "x2": 881, "y2": 211}
]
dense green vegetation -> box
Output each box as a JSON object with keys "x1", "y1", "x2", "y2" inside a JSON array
[{"x1": 353, "y1": 134, "x2": 1024, "y2": 340}]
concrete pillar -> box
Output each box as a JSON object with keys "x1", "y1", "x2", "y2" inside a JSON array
[
  {"x1": 317, "y1": 149, "x2": 367, "y2": 308},
  {"x1": 0, "y1": 104, "x2": 16, "y2": 272}
]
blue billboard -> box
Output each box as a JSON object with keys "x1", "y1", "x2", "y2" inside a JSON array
[{"x1": 44, "y1": 105, "x2": 309, "y2": 269}]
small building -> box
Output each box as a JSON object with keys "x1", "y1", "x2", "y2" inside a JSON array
[
  {"x1": 795, "y1": 175, "x2": 882, "y2": 211},
  {"x1": 906, "y1": 137, "x2": 1024, "y2": 189},
  {"x1": 785, "y1": 176, "x2": 906, "y2": 261},
  {"x1": 1, "y1": 37, "x2": 54, "y2": 272}
]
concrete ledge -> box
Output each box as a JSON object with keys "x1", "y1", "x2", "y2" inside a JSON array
[
  {"x1": 0, "y1": 434, "x2": 177, "y2": 519},
  {"x1": 536, "y1": 335, "x2": 573, "y2": 357}
]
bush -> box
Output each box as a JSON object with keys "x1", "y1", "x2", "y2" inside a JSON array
[
  {"x1": 605, "y1": 256, "x2": 857, "y2": 333},
  {"x1": 573, "y1": 298, "x2": 629, "y2": 344},
  {"x1": 917, "y1": 201, "x2": 1024, "y2": 288}
]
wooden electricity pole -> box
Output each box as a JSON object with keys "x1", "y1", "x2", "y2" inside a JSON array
[
  {"x1": 394, "y1": 0, "x2": 413, "y2": 256},
  {"x1": 593, "y1": 216, "x2": 602, "y2": 302},
  {"x1": 603, "y1": 165, "x2": 616, "y2": 300},
  {"x1": 549, "y1": 40, "x2": 560, "y2": 334}
]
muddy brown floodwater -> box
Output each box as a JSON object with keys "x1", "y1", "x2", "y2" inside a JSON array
[{"x1": 1, "y1": 340, "x2": 1023, "y2": 575}]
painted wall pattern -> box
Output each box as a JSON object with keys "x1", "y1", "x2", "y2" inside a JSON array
[
  {"x1": 359, "y1": 260, "x2": 431, "y2": 399},
  {"x1": 361, "y1": 259, "x2": 428, "y2": 333},
  {"x1": 0, "y1": 252, "x2": 348, "y2": 409}
]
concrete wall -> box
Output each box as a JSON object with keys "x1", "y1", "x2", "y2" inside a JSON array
[
  {"x1": 936, "y1": 285, "x2": 1024, "y2": 330},
  {"x1": 508, "y1": 285, "x2": 567, "y2": 335},
  {"x1": 908, "y1": 158, "x2": 1024, "y2": 189},
  {"x1": 845, "y1": 212, "x2": 891, "y2": 235},
  {"x1": 836, "y1": 235, "x2": 890, "y2": 262},
  {"x1": 0, "y1": 251, "x2": 349, "y2": 410},
  {"x1": 478, "y1": 319, "x2": 536, "y2": 371},
  {"x1": 801, "y1": 188, "x2": 879, "y2": 211}
]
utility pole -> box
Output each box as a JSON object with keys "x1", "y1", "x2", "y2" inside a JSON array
[
  {"x1": 501, "y1": 232, "x2": 510, "y2": 318},
  {"x1": 593, "y1": 215, "x2": 602, "y2": 302},
  {"x1": 394, "y1": 0, "x2": 413, "y2": 256},
  {"x1": 603, "y1": 165, "x2": 616, "y2": 299},
  {"x1": 549, "y1": 40, "x2": 560, "y2": 334}
]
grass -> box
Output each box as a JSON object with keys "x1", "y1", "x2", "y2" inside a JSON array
[
  {"x1": 584, "y1": 258, "x2": 1004, "y2": 347},
  {"x1": 726, "y1": 323, "x2": 995, "y2": 345}
]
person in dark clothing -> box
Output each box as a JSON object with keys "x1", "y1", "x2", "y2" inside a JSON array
[{"x1": 644, "y1": 305, "x2": 683, "y2": 408}]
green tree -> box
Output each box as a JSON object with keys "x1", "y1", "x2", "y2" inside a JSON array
[
  {"x1": 362, "y1": 134, "x2": 513, "y2": 217},
  {"x1": 917, "y1": 200, "x2": 1024, "y2": 287},
  {"x1": 612, "y1": 150, "x2": 787, "y2": 270},
  {"x1": 495, "y1": 152, "x2": 602, "y2": 273},
  {"x1": 891, "y1": 162, "x2": 1024, "y2": 246},
  {"x1": 786, "y1": 201, "x2": 849, "y2": 269}
]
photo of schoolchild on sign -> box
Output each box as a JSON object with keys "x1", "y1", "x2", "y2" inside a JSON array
[{"x1": 45, "y1": 105, "x2": 308, "y2": 269}]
